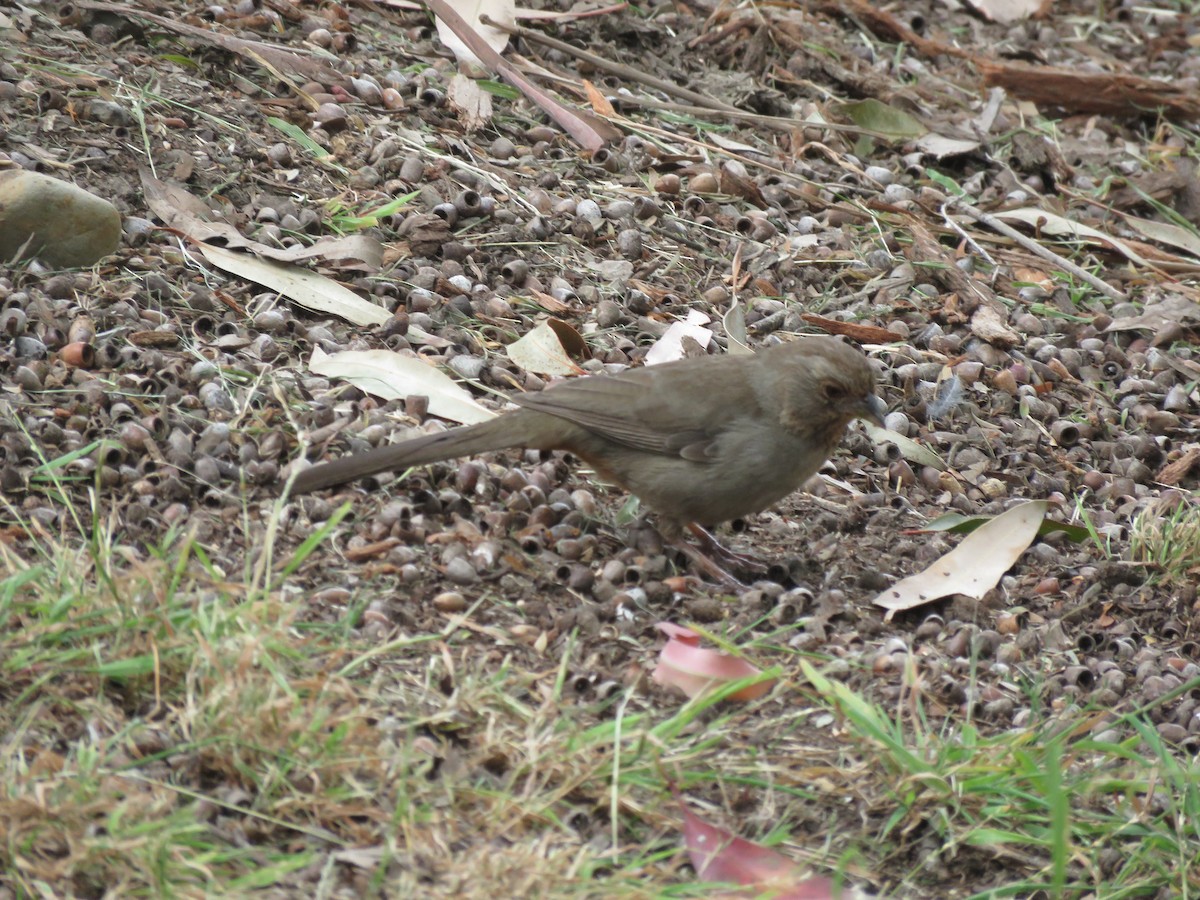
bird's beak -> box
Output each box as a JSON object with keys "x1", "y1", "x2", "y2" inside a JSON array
[{"x1": 858, "y1": 394, "x2": 887, "y2": 428}]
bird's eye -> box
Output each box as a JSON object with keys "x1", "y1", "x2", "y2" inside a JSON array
[{"x1": 821, "y1": 382, "x2": 847, "y2": 403}]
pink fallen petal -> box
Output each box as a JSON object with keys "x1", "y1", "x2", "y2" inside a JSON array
[
  {"x1": 652, "y1": 623, "x2": 775, "y2": 701},
  {"x1": 678, "y1": 799, "x2": 838, "y2": 899},
  {"x1": 657, "y1": 622, "x2": 700, "y2": 643}
]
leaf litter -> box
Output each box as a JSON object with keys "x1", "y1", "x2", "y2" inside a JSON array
[{"x1": 2, "y1": 0, "x2": 1200, "y2": 896}]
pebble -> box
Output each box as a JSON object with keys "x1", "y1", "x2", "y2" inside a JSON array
[
  {"x1": 432, "y1": 591, "x2": 467, "y2": 613},
  {"x1": 0, "y1": 170, "x2": 121, "y2": 266},
  {"x1": 444, "y1": 557, "x2": 478, "y2": 584},
  {"x1": 864, "y1": 165, "x2": 893, "y2": 185}
]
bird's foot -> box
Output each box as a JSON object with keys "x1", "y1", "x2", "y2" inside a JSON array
[
  {"x1": 686, "y1": 524, "x2": 769, "y2": 576},
  {"x1": 664, "y1": 523, "x2": 776, "y2": 589},
  {"x1": 670, "y1": 537, "x2": 747, "y2": 590}
]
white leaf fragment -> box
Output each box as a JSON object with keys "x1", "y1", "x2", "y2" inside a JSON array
[{"x1": 309, "y1": 347, "x2": 496, "y2": 424}]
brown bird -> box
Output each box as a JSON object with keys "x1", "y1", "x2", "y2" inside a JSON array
[{"x1": 290, "y1": 336, "x2": 885, "y2": 584}]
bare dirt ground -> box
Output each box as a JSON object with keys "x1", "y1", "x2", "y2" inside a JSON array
[{"x1": 2, "y1": 0, "x2": 1200, "y2": 896}]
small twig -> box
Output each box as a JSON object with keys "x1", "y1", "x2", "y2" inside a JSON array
[
  {"x1": 939, "y1": 202, "x2": 999, "y2": 273},
  {"x1": 949, "y1": 197, "x2": 1127, "y2": 303},
  {"x1": 596, "y1": 92, "x2": 886, "y2": 138},
  {"x1": 495, "y1": 17, "x2": 886, "y2": 140},
  {"x1": 482, "y1": 14, "x2": 740, "y2": 115}
]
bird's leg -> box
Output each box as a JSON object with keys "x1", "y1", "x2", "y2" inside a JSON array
[
  {"x1": 648, "y1": 518, "x2": 744, "y2": 589},
  {"x1": 669, "y1": 534, "x2": 747, "y2": 589},
  {"x1": 686, "y1": 523, "x2": 769, "y2": 577}
]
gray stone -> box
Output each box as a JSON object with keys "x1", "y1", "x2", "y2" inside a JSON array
[{"x1": 0, "y1": 170, "x2": 121, "y2": 267}]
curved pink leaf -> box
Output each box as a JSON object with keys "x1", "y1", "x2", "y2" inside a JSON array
[
  {"x1": 652, "y1": 623, "x2": 775, "y2": 701},
  {"x1": 678, "y1": 800, "x2": 838, "y2": 898}
]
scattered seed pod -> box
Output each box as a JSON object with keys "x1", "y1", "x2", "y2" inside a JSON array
[
  {"x1": 306, "y1": 27, "x2": 332, "y2": 47},
  {"x1": 590, "y1": 147, "x2": 621, "y2": 172},
  {"x1": 0, "y1": 308, "x2": 27, "y2": 335},
  {"x1": 13, "y1": 365, "x2": 42, "y2": 391},
  {"x1": 59, "y1": 341, "x2": 95, "y2": 367},
  {"x1": 453, "y1": 190, "x2": 483, "y2": 218},
  {"x1": 500, "y1": 259, "x2": 528, "y2": 284},
  {"x1": 616, "y1": 228, "x2": 642, "y2": 259},
  {"x1": 311, "y1": 102, "x2": 347, "y2": 132},
  {"x1": 432, "y1": 202, "x2": 458, "y2": 226},
  {"x1": 631, "y1": 196, "x2": 660, "y2": 220},
  {"x1": 993, "y1": 612, "x2": 1020, "y2": 636},
  {"x1": 431, "y1": 591, "x2": 466, "y2": 613},
  {"x1": 914, "y1": 614, "x2": 944, "y2": 640},
  {"x1": 378, "y1": 87, "x2": 404, "y2": 110},
  {"x1": 654, "y1": 174, "x2": 681, "y2": 194},
  {"x1": 350, "y1": 77, "x2": 381, "y2": 105},
  {"x1": 265, "y1": 142, "x2": 293, "y2": 167},
  {"x1": 873, "y1": 442, "x2": 901, "y2": 464},
  {"x1": 330, "y1": 31, "x2": 356, "y2": 52},
  {"x1": 1062, "y1": 665, "x2": 1095, "y2": 689}
]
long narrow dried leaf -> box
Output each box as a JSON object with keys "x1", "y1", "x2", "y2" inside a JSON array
[
  {"x1": 424, "y1": 0, "x2": 607, "y2": 151},
  {"x1": 977, "y1": 58, "x2": 1200, "y2": 121},
  {"x1": 909, "y1": 511, "x2": 1091, "y2": 543},
  {"x1": 582, "y1": 79, "x2": 615, "y2": 117},
  {"x1": 862, "y1": 423, "x2": 947, "y2": 471},
  {"x1": 831, "y1": 98, "x2": 925, "y2": 140},
  {"x1": 198, "y1": 244, "x2": 390, "y2": 327},
  {"x1": 434, "y1": 0, "x2": 515, "y2": 68},
  {"x1": 309, "y1": 348, "x2": 496, "y2": 424},
  {"x1": 1105, "y1": 296, "x2": 1200, "y2": 333},
  {"x1": 874, "y1": 501, "x2": 1047, "y2": 619},
  {"x1": 77, "y1": 0, "x2": 342, "y2": 84},
  {"x1": 1121, "y1": 214, "x2": 1200, "y2": 261},
  {"x1": 993, "y1": 207, "x2": 1152, "y2": 266},
  {"x1": 143, "y1": 169, "x2": 383, "y2": 269},
  {"x1": 800, "y1": 313, "x2": 899, "y2": 345}
]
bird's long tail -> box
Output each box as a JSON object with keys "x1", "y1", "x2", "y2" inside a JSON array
[{"x1": 288, "y1": 412, "x2": 541, "y2": 494}]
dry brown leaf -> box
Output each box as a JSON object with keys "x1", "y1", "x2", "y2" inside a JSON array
[
  {"x1": 1012, "y1": 266, "x2": 1054, "y2": 288},
  {"x1": 800, "y1": 314, "x2": 898, "y2": 344},
  {"x1": 523, "y1": 288, "x2": 578, "y2": 315},
  {"x1": 199, "y1": 244, "x2": 390, "y2": 327},
  {"x1": 77, "y1": 0, "x2": 342, "y2": 84},
  {"x1": 1105, "y1": 295, "x2": 1200, "y2": 333},
  {"x1": 141, "y1": 170, "x2": 383, "y2": 269},
  {"x1": 582, "y1": 79, "x2": 615, "y2": 117},
  {"x1": 970, "y1": 305, "x2": 1020, "y2": 348},
  {"x1": 128, "y1": 331, "x2": 180, "y2": 348},
  {"x1": 1157, "y1": 447, "x2": 1200, "y2": 486},
  {"x1": 505, "y1": 319, "x2": 588, "y2": 376},
  {"x1": 976, "y1": 59, "x2": 1200, "y2": 120}
]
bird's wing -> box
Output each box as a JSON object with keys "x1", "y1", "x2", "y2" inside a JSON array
[{"x1": 514, "y1": 358, "x2": 759, "y2": 460}]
